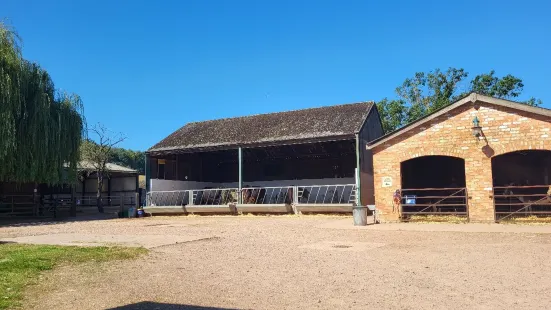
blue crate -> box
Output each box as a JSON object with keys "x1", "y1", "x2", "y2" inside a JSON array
[{"x1": 403, "y1": 195, "x2": 416, "y2": 205}]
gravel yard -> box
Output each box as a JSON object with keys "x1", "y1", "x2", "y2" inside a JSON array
[{"x1": 1, "y1": 216, "x2": 550, "y2": 310}]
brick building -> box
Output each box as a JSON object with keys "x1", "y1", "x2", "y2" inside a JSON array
[{"x1": 368, "y1": 93, "x2": 551, "y2": 223}]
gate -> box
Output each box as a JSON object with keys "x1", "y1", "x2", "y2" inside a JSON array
[
  {"x1": 493, "y1": 185, "x2": 551, "y2": 222},
  {"x1": 400, "y1": 187, "x2": 468, "y2": 220}
]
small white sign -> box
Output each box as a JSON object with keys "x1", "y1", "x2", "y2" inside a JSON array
[{"x1": 382, "y1": 177, "x2": 392, "y2": 187}]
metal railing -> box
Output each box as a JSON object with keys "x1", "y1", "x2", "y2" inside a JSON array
[
  {"x1": 192, "y1": 188, "x2": 238, "y2": 206},
  {"x1": 146, "y1": 191, "x2": 190, "y2": 207},
  {"x1": 145, "y1": 184, "x2": 358, "y2": 208},
  {"x1": 400, "y1": 187, "x2": 468, "y2": 218},
  {"x1": 493, "y1": 185, "x2": 551, "y2": 221},
  {"x1": 241, "y1": 186, "x2": 292, "y2": 204},
  {"x1": 296, "y1": 184, "x2": 356, "y2": 205}
]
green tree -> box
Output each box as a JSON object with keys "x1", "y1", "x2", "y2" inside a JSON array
[
  {"x1": 110, "y1": 148, "x2": 145, "y2": 174},
  {"x1": 396, "y1": 68, "x2": 469, "y2": 115},
  {"x1": 469, "y1": 70, "x2": 523, "y2": 98},
  {"x1": 0, "y1": 22, "x2": 84, "y2": 184},
  {"x1": 377, "y1": 67, "x2": 543, "y2": 133},
  {"x1": 377, "y1": 98, "x2": 407, "y2": 134}
]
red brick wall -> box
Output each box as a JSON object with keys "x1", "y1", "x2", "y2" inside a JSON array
[{"x1": 372, "y1": 102, "x2": 551, "y2": 222}]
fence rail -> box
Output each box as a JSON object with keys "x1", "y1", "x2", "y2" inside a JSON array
[
  {"x1": 241, "y1": 186, "x2": 292, "y2": 204},
  {"x1": 400, "y1": 187, "x2": 468, "y2": 218},
  {"x1": 146, "y1": 190, "x2": 189, "y2": 207},
  {"x1": 192, "y1": 188, "x2": 238, "y2": 206},
  {"x1": 493, "y1": 185, "x2": 551, "y2": 221},
  {"x1": 0, "y1": 195, "x2": 36, "y2": 217},
  {"x1": 297, "y1": 184, "x2": 356, "y2": 205},
  {"x1": 0, "y1": 194, "x2": 136, "y2": 218},
  {"x1": 145, "y1": 184, "x2": 357, "y2": 208}
]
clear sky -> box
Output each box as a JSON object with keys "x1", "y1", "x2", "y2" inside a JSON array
[{"x1": 3, "y1": 0, "x2": 550, "y2": 150}]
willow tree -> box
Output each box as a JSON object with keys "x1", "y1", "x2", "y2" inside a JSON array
[{"x1": 0, "y1": 22, "x2": 85, "y2": 185}]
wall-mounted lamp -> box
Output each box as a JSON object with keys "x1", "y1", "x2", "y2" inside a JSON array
[{"x1": 472, "y1": 116, "x2": 483, "y2": 139}]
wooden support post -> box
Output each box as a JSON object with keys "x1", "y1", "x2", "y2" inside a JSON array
[
  {"x1": 81, "y1": 175, "x2": 86, "y2": 201},
  {"x1": 33, "y1": 183, "x2": 38, "y2": 217},
  {"x1": 107, "y1": 177, "x2": 112, "y2": 206},
  {"x1": 70, "y1": 185, "x2": 77, "y2": 217},
  {"x1": 145, "y1": 153, "x2": 151, "y2": 193},
  {"x1": 238, "y1": 147, "x2": 243, "y2": 204},
  {"x1": 120, "y1": 194, "x2": 124, "y2": 215},
  {"x1": 135, "y1": 174, "x2": 140, "y2": 207},
  {"x1": 355, "y1": 133, "x2": 361, "y2": 206}
]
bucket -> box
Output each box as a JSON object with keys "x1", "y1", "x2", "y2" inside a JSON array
[{"x1": 353, "y1": 206, "x2": 368, "y2": 226}]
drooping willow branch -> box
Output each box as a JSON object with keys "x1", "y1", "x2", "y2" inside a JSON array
[{"x1": 0, "y1": 22, "x2": 85, "y2": 184}]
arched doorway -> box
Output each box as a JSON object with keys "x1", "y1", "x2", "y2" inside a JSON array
[
  {"x1": 492, "y1": 150, "x2": 551, "y2": 221},
  {"x1": 400, "y1": 156, "x2": 468, "y2": 219}
]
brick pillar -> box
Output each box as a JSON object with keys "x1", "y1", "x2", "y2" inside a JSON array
[
  {"x1": 465, "y1": 154, "x2": 495, "y2": 222},
  {"x1": 373, "y1": 160, "x2": 401, "y2": 223}
]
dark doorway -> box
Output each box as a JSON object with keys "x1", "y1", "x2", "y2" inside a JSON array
[
  {"x1": 492, "y1": 150, "x2": 551, "y2": 221},
  {"x1": 400, "y1": 156, "x2": 467, "y2": 218}
]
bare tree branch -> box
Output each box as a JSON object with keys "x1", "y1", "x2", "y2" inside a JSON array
[{"x1": 80, "y1": 122, "x2": 127, "y2": 213}]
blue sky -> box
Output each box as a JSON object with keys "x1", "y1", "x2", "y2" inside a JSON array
[{"x1": 3, "y1": 0, "x2": 550, "y2": 150}]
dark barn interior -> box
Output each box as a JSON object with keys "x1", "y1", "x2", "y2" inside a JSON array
[
  {"x1": 492, "y1": 150, "x2": 551, "y2": 218},
  {"x1": 150, "y1": 140, "x2": 356, "y2": 183},
  {"x1": 400, "y1": 156, "x2": 467, "y2": 216}
]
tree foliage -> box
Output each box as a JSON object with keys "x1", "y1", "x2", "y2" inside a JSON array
[
  {"x1": 110, "y1": 148, "x2": 145, "y2": 174},
  {"x1": 0, "y1": 22, "x2": 85, "y2": 184},
  {"x1": 377, "y1": 67, "x2": 543, "y2": 133}
]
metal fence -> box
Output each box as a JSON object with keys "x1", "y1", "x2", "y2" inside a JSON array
[
  {"x1": 400, "y1": 187, "x2": 468, "y2": 218},
  {"x1": 297, "y1": 184, "x2": 356, "y2": 205},
  {"x1": 192, "y1": 188, "x2": 238, "y2": 206},
  {"x1": 145, "y1": 184, "x2": 357, "y2": 208},
  {"x1": 241, "y1": 186, "x2": 292, "y2": 204},
  {"x1": 493, "y1": 185, "x2": 551, "y2": 221},
  {"x1": 146, "y1": 191, "x2": 190, "y2": 207}
]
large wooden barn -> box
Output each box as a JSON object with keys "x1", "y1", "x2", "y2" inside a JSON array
[{"x1": 145, "y1": 102, "x2": 384, "y2": 213}]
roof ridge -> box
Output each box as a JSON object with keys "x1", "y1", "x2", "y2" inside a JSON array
[{"x1": 186, "y1": 101, "x2": 374, "y2": 125}]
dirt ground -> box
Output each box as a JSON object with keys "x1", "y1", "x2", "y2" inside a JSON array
[{"x1": 1, "y1": 216, "x2": 550, "y2": 310}]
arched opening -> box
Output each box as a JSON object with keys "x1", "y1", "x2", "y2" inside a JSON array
[
  {"x1": 400, "y1": 156, "x2": 467, "y2": 219},
  {"x1": 492, "y1": 150, "x2": 551, "y2": 221}
]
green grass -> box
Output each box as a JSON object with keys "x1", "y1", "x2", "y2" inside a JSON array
[{"x1": 0, "y1": 244, "x2": 147, "y2": 309}]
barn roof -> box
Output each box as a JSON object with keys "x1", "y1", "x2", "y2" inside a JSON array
[
  {"x1": 148, "y1": 102, "x2": 375, "y2": 154},
  {"x1": 368, "y1": 93, "x2": 551, "y2": 149},
  {"x1": 77, "y1": 161, "x2": 138, "y2": 174}
]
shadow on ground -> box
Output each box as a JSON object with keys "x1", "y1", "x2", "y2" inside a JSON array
[
  {"x1": 0, "y1": 213, "x2": 119, "y2": 228},
  {"x1": 108, "y1": 302, "x2": 239, "y2": 310}
]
